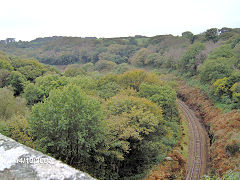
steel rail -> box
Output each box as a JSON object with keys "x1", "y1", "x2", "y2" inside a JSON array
[{"x1": 177, "y1": 100, "x2": 202, "y2": 180}]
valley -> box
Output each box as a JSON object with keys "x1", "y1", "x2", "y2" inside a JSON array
[{"x1": 0, "y1": 27, "x2": 240, "y2": 179}]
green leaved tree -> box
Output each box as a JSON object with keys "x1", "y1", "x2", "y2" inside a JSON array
[{"x1": 29, "y1": 85, "x2": 106, "y2": 173}]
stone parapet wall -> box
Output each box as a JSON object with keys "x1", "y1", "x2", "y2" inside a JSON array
[{"x1": 0, "y1": 133, "x2": 95, "y2": 180}]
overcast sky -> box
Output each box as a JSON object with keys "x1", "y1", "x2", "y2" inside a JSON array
[{"x1": 0, "y1": 0, "x2": 240, "y2": 41}]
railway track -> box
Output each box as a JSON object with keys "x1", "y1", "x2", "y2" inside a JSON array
[{"x1": 177, "y1": 99, "x2": 208, "y2": 180}]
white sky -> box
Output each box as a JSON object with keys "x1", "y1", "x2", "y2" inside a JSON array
[{"x1": 0, "y1": 0, "x2": 240, "y2": 41}]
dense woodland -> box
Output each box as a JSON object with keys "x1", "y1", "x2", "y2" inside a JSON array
[
  {"x1": 0, "y1": 27, "x2": 240, "y2": 179},
  {"x1": 0, "y1": 52, "x2": 180, "y2": 179}
]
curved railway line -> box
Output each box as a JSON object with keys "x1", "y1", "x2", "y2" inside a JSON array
[{"x1": 177, "y1": 99, "x2": 209, "y2": 180}]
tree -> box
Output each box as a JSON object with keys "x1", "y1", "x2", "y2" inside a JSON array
[
  {"x1": 6, "y1": 71, "x2": 26, "y2": 95},
  {"x1": 129, "y1": 48, "x2": 150, "y2": 66},
  {"x1": 81, "y1": 62, "x2": 94, "y2": 72},
  {"x1": 232, "y1": 35, "x2": 240, "y2": 49},
  {"x1": 64, "y1": 65, "x2": 85, "y2": 77},
  {"x1": 200, "y1": 58, "x2": 234, "y2": 83},
  {"x1": 0, "y1": 59, "x2": 14, "y2": 71},
  {"x1": 35, "y1": 75, "x2": 68, "y2": 96},
  {"x1": 69, "y1": 76, "x2": 97, "y2": 96},
  {"x1": 0, "y1": 69, "x2": 10, "y2": 88},
  {"x1": 59, "y1": 54, "x2": 79, "y2": 65},
  {"x1": 98, "y1": 52, "x2": 127, "y2": 64},
  {"x1": 144, "y1": 53, "x2": 163, "y2": 67},
  {"x1": 80, "y1": 50, "x2": 92, "y2": 64},
  {"x1": 98, "y1": 44, "x2": 131, "y2": 64},
  {"x1": 0, "y1": 88, "x2": 27, "y2": 120},
  {"x1": 94, "y1": 60, "x2": 116, "y2": 72},
  {"x1": 15, "y1": 60, "x2": 45, "y2": 81},
  {"x1": 24, "y1": 74, "x2": 68, "y2": 106},
  {"x1": 205, "y1": 28, "x2": 219, "y2": 43},
  {"x1": 119, "y1": 70, "x2": 147, "y2": 91},
  {"x1": 29, "y1": 85, "x2": 106, "y2": 171},
  {"x1": 98, "y1": 82, "x2": 120, "y2": 100},
  {"x1": 182, "y1": 31, "x2": 195, "y2": 44},
  {"x1": 106, "y1": 95, "x2": 167, "y2": 178},
  {"x1": 139, "y1": 83, "x2": 178, "y2": 120},
  {"x1": 208, "y1": 44, "x2": 235, "y2": 60},
  {"x1": 24, "y1": 83, "x2": 44, "y2": 106},
  {"x1": 97, "y1": 73, "x2": 119, "y2": 87},
  {"x1": 119, "y1": 70, "x2": 161, "y2": 91},
  {"x1": 114, "y1": 63, "x2": 131, "y2": 74},
  {"x1": 178, "y1": 42, "x2": 205, "y2": 76}
]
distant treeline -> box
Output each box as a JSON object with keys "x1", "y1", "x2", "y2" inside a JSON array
[{"x1": 0, "y1": 28, "x2": 238, "y2": 66}]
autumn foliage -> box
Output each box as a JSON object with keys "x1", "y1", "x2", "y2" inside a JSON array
[{"x1": 177, "y1": 80, "x2": 240, "y2": 176}]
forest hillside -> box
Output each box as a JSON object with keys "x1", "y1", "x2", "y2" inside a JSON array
[{"x1": 0, "y1": 27, "x2": 240, "y2": 179}]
